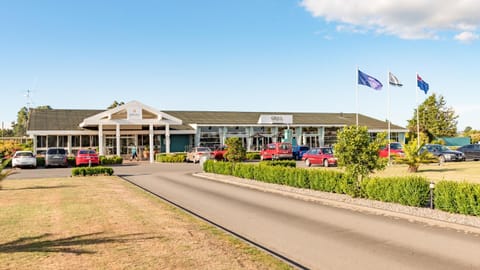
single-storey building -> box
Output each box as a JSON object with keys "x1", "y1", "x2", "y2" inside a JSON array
[{"x1": 26, "y1": 100, "x2": 407, "y2": 162}]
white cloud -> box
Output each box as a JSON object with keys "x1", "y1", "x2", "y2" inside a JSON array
[
  {"x1": 301, "y1": 0, "x2": 480, "y2": 42},
  {"x1": 454, "y1": 31, "x2": 479, "y2": 43}
]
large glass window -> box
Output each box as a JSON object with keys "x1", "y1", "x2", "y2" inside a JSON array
[
  {"x1": 37, "y1": 136, "x2": 46, "y2": 148},
  {"x1": 72, "y1": 136, "x2": 81, "y2": 147},
  {"x1": 58, "y1": 136, "x2": 68, "y2": 147},
  {"x1": 47, "y1": 136, "x2": 57, "y2": 148}
]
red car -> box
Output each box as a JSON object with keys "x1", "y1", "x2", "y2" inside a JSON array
[
  {"x1": 379, "y1": 142, "x2": 405, "y2": 158},
  {"x1": 260, "y1": 142, "x2": 293, "y2": 160},
  {"x1": 75, "y1": 149, "x2": 99, "y2": 166},
  {"x1": 302, "y1": 147, "x2": 337, "y2": 167},
  {"x1": 213, "y1": 146, "x2": 228, "y2": 161}
]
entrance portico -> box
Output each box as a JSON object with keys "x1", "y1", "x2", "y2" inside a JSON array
[{"x1": 79, "y1": 101, "x2": 182, "y2": 163}]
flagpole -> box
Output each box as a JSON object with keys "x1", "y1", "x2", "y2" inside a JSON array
[
  {"x1": 356, "y1": 66, "x2": 359, "y2": 126},
  {"x1": 387, "y1": 70, "x2": 391, "y2": 160},
  {"x1": 416, "y1": 72, "x2": 420, "y2": 148}
]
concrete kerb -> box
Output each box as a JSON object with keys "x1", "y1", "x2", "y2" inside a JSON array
[{"x1": 193, "y1": 172, "x2": 480, "y2": 235}]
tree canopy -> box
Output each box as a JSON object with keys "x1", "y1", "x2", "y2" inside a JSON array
[
  {"x1": 334, "y1": 126, "x2": 387, "y2": 183},
  {"x1": 107, "y1": 101, "x2": 125, "y2": 109},
  {"x1": 407, "y1": 93, "x2": 458, "y2": 142}
]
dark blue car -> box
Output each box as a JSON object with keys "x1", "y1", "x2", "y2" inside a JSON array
[{"x1": 292, "y1": 145, "x2": 310, "y2": 160}]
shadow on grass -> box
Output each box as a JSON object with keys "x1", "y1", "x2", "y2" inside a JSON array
[
  {"x1": 0, "y1": 232, "x2": 162, "y2": 254},
  {"x1": 419, "y1": 166, "x2": 463, "y2": 173},
  {"x1": 3, "y1": 185, "x2": 79, "y2": 191}
]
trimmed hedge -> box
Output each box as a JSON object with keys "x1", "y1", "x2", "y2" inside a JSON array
[
  {"x1": 246, "y1": 152, "x2": 261, "y2": 160},
  {"x1": 99, "y1": 156, "x2": 123, "y2": 165},
  {"x1": 434, "y1": 181, "x2": 480, "y2": 215},
  {"x1": 155, "y1": 153, "x2": 186, "y2": 163},
  {"x1": 203, "y1": 160, "x2": 429, "y2": 208},
  {"x1": 72, "y1": 166, "x2": 114, "y2": 177},
  {"x1": 259, "y1": 160, "x2": 296, "y2": 168},
  {"x1": 361, "y1": 176, "x2": 430, "y2": 207}
]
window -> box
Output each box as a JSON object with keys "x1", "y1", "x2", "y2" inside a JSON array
[{"x1": 37, "y1": 136, "x2": 46, "y2": 148}]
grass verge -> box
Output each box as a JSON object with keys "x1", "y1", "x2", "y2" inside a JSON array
[{"x1": 0, "y1": 176, "x2": 291, "y2": 270}]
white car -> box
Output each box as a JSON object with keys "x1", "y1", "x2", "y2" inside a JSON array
[
  {"x1": 186, "y1": 147, "x2": 213, "y2": 163},
  {"x1": 12, "y1": 151, "x2": 37, "y2": 168}
]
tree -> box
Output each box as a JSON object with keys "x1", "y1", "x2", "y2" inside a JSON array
[
  {"x1": 462, "y1": 126, "x2": 480, "y2": 144},
  {"x1": 334, "y1": 126, "x2": 388, "y2": 184},
  {"x1": 12, "y1": 107, "x2": 28, "y2": 137},
  {"x1": 407, "y1": 93, "x2": 458, "y2": 142},
  {"x1": 12, "y1": 105, "x2": 52, "y2": 137},
  {"x1": 224, "y1": 137, "x2": 246, "y2": 162},
  {"x1": 107, "y1": 101, "x2": 125, "y2": 109}
]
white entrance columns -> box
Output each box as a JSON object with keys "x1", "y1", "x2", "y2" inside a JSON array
[
  {"x1": 166, "y1": 123, "x2": 171, "y2": 153},
  {"x1": 149, "y1": 124, "x2": 154, "y2": 163},
  {"x1": 99, "y1": 124, "x2": 104, "y2": 155},
  {"x1": 116, "y1": 124, "x2": 120, "y2": 156}
]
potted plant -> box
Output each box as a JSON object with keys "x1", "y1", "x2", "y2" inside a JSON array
[{"x1": 143, "y1": 146, "x2": 150, "y2": 159}]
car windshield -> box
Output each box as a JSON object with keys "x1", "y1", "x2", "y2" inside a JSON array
[
  {"x1": 390, "y1": 143, "x2": 402, "y2": 150},
  {"x1": 197, "y1": 147, "x2": 210, "y2": 152},
  {"x1": 79, "y1": 150, "x2": 96, "y2": 154},
  {"x1": 16, "y1": 152, "x2": 33, "y2": 157},
  {"x1": 439, "y1": 145, "x2": 451, "y2": 152},
  {"x1": 299, "y1": 147, "x2": 309, "y2": 151},
  {"x1": 47, "y1": 148, "x2": 66, "y2": 155},
  {"x1": 322, "y1": 148, "x2": 333, "y2": 154}
]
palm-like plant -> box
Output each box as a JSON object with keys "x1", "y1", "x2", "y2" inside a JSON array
[
  {"x1": 394, "y1": 141, "x2": 437, "y2": 172},
  {"x1": 0, "y1": 159, "x2": 13, "y2": 189}
]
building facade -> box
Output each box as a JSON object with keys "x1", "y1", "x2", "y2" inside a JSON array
[{"x1": 27, "y1": 101, "x2": 407, "y2": 162}]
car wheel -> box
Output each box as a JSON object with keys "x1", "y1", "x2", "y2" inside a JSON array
[
  {"x1": 323, "y1": 159, "x2": 329, "y2": 167},
  {"x1": 439, "y1": 155, "x2": 446, "y2": 163},
  {"x1": 305, "y1": 159, "x2": 311, "y2": 167}
]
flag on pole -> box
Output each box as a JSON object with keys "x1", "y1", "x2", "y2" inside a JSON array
[
  {"x1": 358, "y1": 70, "x2": 383, "y2": 90},
  {"x1": 388, "y1": 72, "x2": 403, "y2": 86},
  {"x1": 417, "y1": 74, "x2": 429, "y2": 94}
]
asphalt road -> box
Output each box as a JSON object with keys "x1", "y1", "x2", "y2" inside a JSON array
[{"x1": 9, "y1": 162, "x2": 480, "y2": 269}]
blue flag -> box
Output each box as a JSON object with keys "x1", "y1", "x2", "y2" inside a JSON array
[
  {"x1": 358, "y1": 70, "x2": 383, "y2": 90},
  {"x1": 417, "y1": 74, "x2": 429, "y2": 94}
]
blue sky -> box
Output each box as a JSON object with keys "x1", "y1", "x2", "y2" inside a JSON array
[{"x1": 1, "y1": 0, "x2": 479, "y2": 131}]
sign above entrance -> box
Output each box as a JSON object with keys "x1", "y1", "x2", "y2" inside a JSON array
[
  {"x1": 127, "y1": 107, "x2": 143, "y2": 120},
  {"x1": 258, "y1": 115, "x2": 293, "y2": 125}
]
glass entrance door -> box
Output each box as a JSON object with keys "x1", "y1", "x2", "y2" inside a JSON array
[{"x1": 120, "y1": 135, "x2": 136, "y2": 155}]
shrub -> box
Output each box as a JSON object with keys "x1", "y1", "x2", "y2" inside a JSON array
[
  {"x1": 259, "y1": 160, "x2": 296, "y2": 168},
  {"x1": 156, "y1": 153, "x2": 186, "y2": 163},
  {"x1": 71, "y1": 166, "x2": 114, "y2": 177},
  {"x1": 435, "y1": 181, "x2": 480, "y2": 216},
  {"x1": 36, "y1": 156, "x2": 45, "y2": 167},
  {"x1": 67, "y1": 156, "x2": 76, "y2": 167},
  {"x1": 361, "y1": 176, "x2": 430, "y2": 207},
  {"x1": 246, "y1": 152, "x2": 261, "y2": 160},
  {"x1": 99, "y1": 155, "x2": 123, "y2": 165}
]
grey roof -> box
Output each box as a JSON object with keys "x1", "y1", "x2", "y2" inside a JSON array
[{"x1": 27, "y1": 109, "x2": 406, "y2": 131}]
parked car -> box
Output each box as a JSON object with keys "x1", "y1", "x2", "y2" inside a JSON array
[
  {"x1": 45, "y1": 147, "x2": 68, "y2": 168},
  {"x1": 260, "y1": 142, "x2": 293, "y2": 160},
  {"x1": 212, "y1": 145, "x2": 228, "y2": 161},
  {"x1": 302, "y1": 147, "x2": 337, "y2": 167},
  {"x1": 456, "y1": 144, "x2": 480, "y2": 161},
  {"x1": 75, "y1": 149, "x2": 99, "y2": 166},
  {"x1": 420, "y1": 144, "x2": 465, "y2": 163},
  {"x1": 292, "y1": 145, "x2": 310, "y2": 160},
  {"x1": 186, "y1": 147, "x2": 213, "y2": 163},
  {"x1": 379, "y1": 142, "x2": 405, "y2": 158},
  {"x1": 12, "y1": 151, "x2": 37, "y2": 168}
]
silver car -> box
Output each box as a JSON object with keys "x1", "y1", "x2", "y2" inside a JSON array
[{"x1": 45, "y1": 148, "x2": 68, "y2": 167}]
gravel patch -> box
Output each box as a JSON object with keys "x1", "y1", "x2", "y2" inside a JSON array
[{"x1": 196, "y1": 172, "x2": 480, "y2": 232}]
